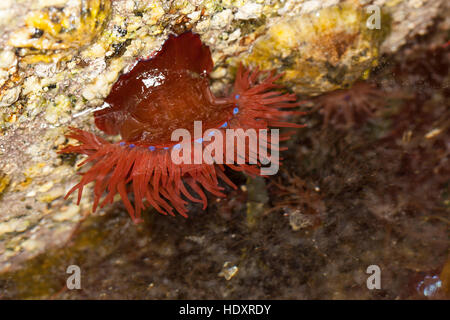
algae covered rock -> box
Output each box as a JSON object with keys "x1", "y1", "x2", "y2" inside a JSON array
[
  {"x1": 0, "y1": 0, "x2": 447, "y2": 276},
  {"x1": 8, "y1": 0, "x2": 111, "y2": 63},
  {"x1": 240, "y1": 3, "x2": 388, "y2": 95}
]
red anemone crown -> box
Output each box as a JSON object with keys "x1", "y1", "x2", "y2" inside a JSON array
[{"x1": 61, "y1": 32, "x2": 304, "y2": 223}]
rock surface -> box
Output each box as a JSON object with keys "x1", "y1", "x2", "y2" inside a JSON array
[{"x1": 0, "y1": 0, "x2": 448, "y2": 299}]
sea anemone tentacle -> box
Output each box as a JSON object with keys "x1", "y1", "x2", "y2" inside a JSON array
[
  {"x1": 61, "y1": 64, "x2": 306, "y2": 221},
  {"x1": 60, "y1": 32, "x2": 306, "y2": 222},
  {"x1": 61, "y1": 132, "x2": 235, "y2": 222}
]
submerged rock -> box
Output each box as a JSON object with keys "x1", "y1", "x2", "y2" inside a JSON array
[{"x1": 0, "y1": 0, "x2": 448, "y2": 280}]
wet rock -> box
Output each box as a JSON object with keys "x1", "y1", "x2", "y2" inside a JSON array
[{"x1": 0, "y1": 0, "x2": 447, "y2": 280}]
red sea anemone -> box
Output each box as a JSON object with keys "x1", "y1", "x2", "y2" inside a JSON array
[
  {"x1": 61, "y1": 32, "x2": 304, "y2": 223},
  {"x1": 314, "y1": 81, "x2": 385, "y2": 129}
]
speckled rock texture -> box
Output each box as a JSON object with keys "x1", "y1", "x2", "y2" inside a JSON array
[{"x1": 0, "y1": 0, "x2": 448, "y2": 299}]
